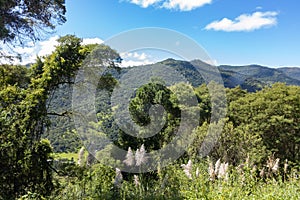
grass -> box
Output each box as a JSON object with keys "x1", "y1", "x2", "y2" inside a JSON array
[{"x1": 45, "y1": 158, "x2": 300, "y2": 200}]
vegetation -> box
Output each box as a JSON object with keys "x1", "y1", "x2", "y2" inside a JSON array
[
  {"x1": 43, "y1": 59, "x2": 300, "y2": 154},
  {"x1": 1, "y1": 35, "x2": 300, "y2": 199},
  {"x1": 0, "y1": 35, "x2": 118, "y2": 199},
  {"x1": 43, "y1": 157, "x2": 300, "y2": 200},
  {"x1": 0, "y1": 0, "x2": 66, "y2": 45},
  {"x1": 45, "y1": 79, "x2": 299, "y2": 200},
  {"x1": 1, "y1": 2, "x2": 299, "y2": 199}
]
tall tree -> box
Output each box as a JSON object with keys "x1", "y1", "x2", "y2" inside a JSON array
[
  {"x1": 0, "y1": 35, "x2": 119, "y2": 199},
  {"x1": 117, "y1": 82, "x2": 181, "y2": 151},
  {"x1": 0, "y1": 0, "x2": 66, "y2": 45}
]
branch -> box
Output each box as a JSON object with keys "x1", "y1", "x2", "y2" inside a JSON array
[{"x1": 47, "y1": 111, "x2": 72, "y2": 117}]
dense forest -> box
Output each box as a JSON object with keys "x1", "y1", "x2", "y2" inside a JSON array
[
  {"x1": 1, "y1": 1, "x2": 300, "y2": 199},
  {"x1": 1, "y1": 35, "x2": 300, "y2": 199},
  {"x1": 45, "y1": 57, "x2": 300, "y2": 153}
]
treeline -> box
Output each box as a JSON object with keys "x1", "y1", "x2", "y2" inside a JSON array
[{"x1": 90, "y1": 75, "x2": 300, "y2": 168}]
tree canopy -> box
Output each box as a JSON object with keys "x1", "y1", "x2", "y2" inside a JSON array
[
  {"x1": 0, "y1": 35, "x2": 120, "y2": 199},
  {"x1": 0, "y1": 0, "x2": 66, "y2": 45}
]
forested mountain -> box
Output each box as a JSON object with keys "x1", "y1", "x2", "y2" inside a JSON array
[
  {"x1": 219, "y1": 64, "x2": 300, "y2": 91},
  {"x1": 44, "y1": 58, "x2": 300, "y2": 153},
  {"x1": 158, "y1": 59, "x2": 300, "y2": 91},
  {"x1": 2, "y1": 0, "x2": 299, "y2": 198},
  {"x1": 27, "y1": 58, "x2": 300, "y2": 91},
  {"x1": 277, "y1": 67, "x2": 300, "y2": 81},
  {"x1": 1, "y1": 39, "x2": 300, "y2": 199}
]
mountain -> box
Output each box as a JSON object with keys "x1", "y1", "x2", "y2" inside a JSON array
[
  {"x1": 277, "y1": 67, "x2": 300, "y2": 81},
  {"x1": 218, "y1": 64, "x2": 300, "y2": 89},
  {"x1": 44, "y1": 58, "x2": 300, "y2": 152},
  {"x1": 155, "y1": 59, "x2": 300, "y2": 91}
]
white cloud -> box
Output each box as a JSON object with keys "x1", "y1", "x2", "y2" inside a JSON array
[
  {"x1": 125, "y1": 0, "x2": 210, "y2": 11},
  {"x1": 121, "y1": 52, "x2": 149, "y2": 60},
  {"x1": 205, "y1": 11, "x2": 278, "y2": 32},
  {"x1": 120, "y1": 60, "x2": 153, "y2": 67},
  {"x1": 0, "y1": 36, "x2": 104, "y2": 65},
  {"x1": 36, "y1": 37, "x2": 103, "y2": 57},
  {"x1": 37, "y1": 36, "x2": 59, "y2": 57},
  {"x1": 162, "y1": 0, "x2": 212, "y2": 11},
  {"x1": 82, "y1": 38, "x2": 103, "y2": 45},
  {"x1": 120, "y1": 51, "x2": 153, "y2": 67},
  {"x1": 130, "y1": 52, "x2": 147, "y2": 60},
  {"x1": 127, "y1": 0, "x2": 161, "y2": 8}
]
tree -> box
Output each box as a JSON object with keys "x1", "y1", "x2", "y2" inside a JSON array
[
  {"x1": 117, "y1": 82, "x2": 181, "y2": 151},
  {"x1": 0, "y1": 35, "x2": 119, "y2": 199},
  {"x1": 188, "y1": 119, "x2": 266, "y2": 165},
  {"x1": 0, "y1": 64, "x2": 30, "y2": 88},
  {"x1": 229, "y1": 83, "x2": 300, "y2": 165},
  {"x1": 0, "y1": 0, "x2": 66, "y2": 45}
]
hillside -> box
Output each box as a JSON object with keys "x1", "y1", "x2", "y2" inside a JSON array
[
  {"x1": 45, "y1": 59, "x2": 300, "y2": 152},
  {"x1": 156, "y1": 59, "x2": 300, "y2": 91},
  {"x1": 219, "y1": 64, "x2": 300, "y2": 90},
  {"x1": 277, "y1": 67, "x2": 300, "y2": 81}
]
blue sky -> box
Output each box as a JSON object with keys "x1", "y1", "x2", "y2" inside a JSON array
[{"x1": 10, "y1": 0, "x2": 300, "y2": 67}]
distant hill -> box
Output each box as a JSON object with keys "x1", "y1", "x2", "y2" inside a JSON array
[
  {"x1": 56, "y1": 58, "x2": 299, "y2": 92},
  {"x1": 44, "y1": 58, "x2": 300, "y2": 152},
  {"x1": 277, "y1": 67, "x2": 300, "y2": 81},
  {"x1": 153, "y1": 59, "x2": 300, "y2": 91},
  {"x1": 218, "y1": 64, "x2": 300, "y2": 90}
]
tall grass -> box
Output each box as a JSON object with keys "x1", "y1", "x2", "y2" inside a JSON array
[{"x1": 36, "y1": 155, "x2": 300, "y2": 200}]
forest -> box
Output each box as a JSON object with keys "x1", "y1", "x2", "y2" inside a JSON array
[
  {"x1": 1, "y1": 35, "x2": 300, "y2": 199},
  {"x1": 1, "y1": 1, "x2": 300, "y2": 199}
]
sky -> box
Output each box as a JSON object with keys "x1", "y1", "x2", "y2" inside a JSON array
[{"x1": 5, "y1": 0, "x2": 300, "y2": 67}]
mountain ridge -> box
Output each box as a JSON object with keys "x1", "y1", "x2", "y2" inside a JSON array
[
  {"x1": 151, "y1": 59, "x2": 300, "y2": 91},
  {"x1": 44, "y1": 58, "x2": 300, "y2": 152}
]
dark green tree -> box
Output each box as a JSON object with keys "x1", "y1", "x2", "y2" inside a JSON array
[
  {"x1": 117, "y1": 82, "x2": 181, "y2": 151},
  {"x1": 0, "y1": 0, "x2": 66, "y2": 45}
]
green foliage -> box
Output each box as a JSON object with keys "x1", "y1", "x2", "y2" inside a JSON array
[
  {"x1": 159, "y1": 58, "x2": 205, "y2": 87},
  {"x1": 225, "y1": 86, "x2": 247, "y2": 104},
  {"x1": 1, "y1": 32, "x2": 300, "y2": 199},
  {"x1": 53, "y1": 152, "x2": 80, "y2": 161},
  {"x1": 0, "y1": 64, "x2": 30, "y2": 88},
  {"x1": 194, "y1": 84, "x2": 212, "y2": 124},
  {"x1": 186, "y1": 83, "x2": 300, "y2": 167},
  {"x1": 0, "y1": 0, "x2": 66, "y2": 45},
  {"x1": 95, "y1": 73, "x2": 120, "y2": 142},
  {"x1": 117, "y1": 82, "x2": 181, "y2": 151},
  {"x1": 219, "y1": 64, "x2": 300, "y2": 91},
  {"x1": 44, "y1": 44, "x2": 120, "y2": 153},
  {"x1": 48, "y1": 158, "x2": 300, "y2": 200},
  {"x1": 26, "y1": 139, "x2": 54, "y2": 195},
  {"x1": 129, "y1": 82, "x2": 179, "y2": 126},
  {"x1": 0, "y1": 35, "x2": 100, "y2": 199},
  {"x1": 46, "y1": 59, "x2": 300, "y2": 154},
  {"x1": 230, "y1": 83, "x2": 300, "y2": 165},
  {"x1": 160, "y1": 59, "x2": 300, "y2": 92},
  {"x1": 188, "y1": 119, "x2": 266, "y2": 165},
  {"x1": 50, "y1": 164, "x2": 116, "y2": 200}
]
